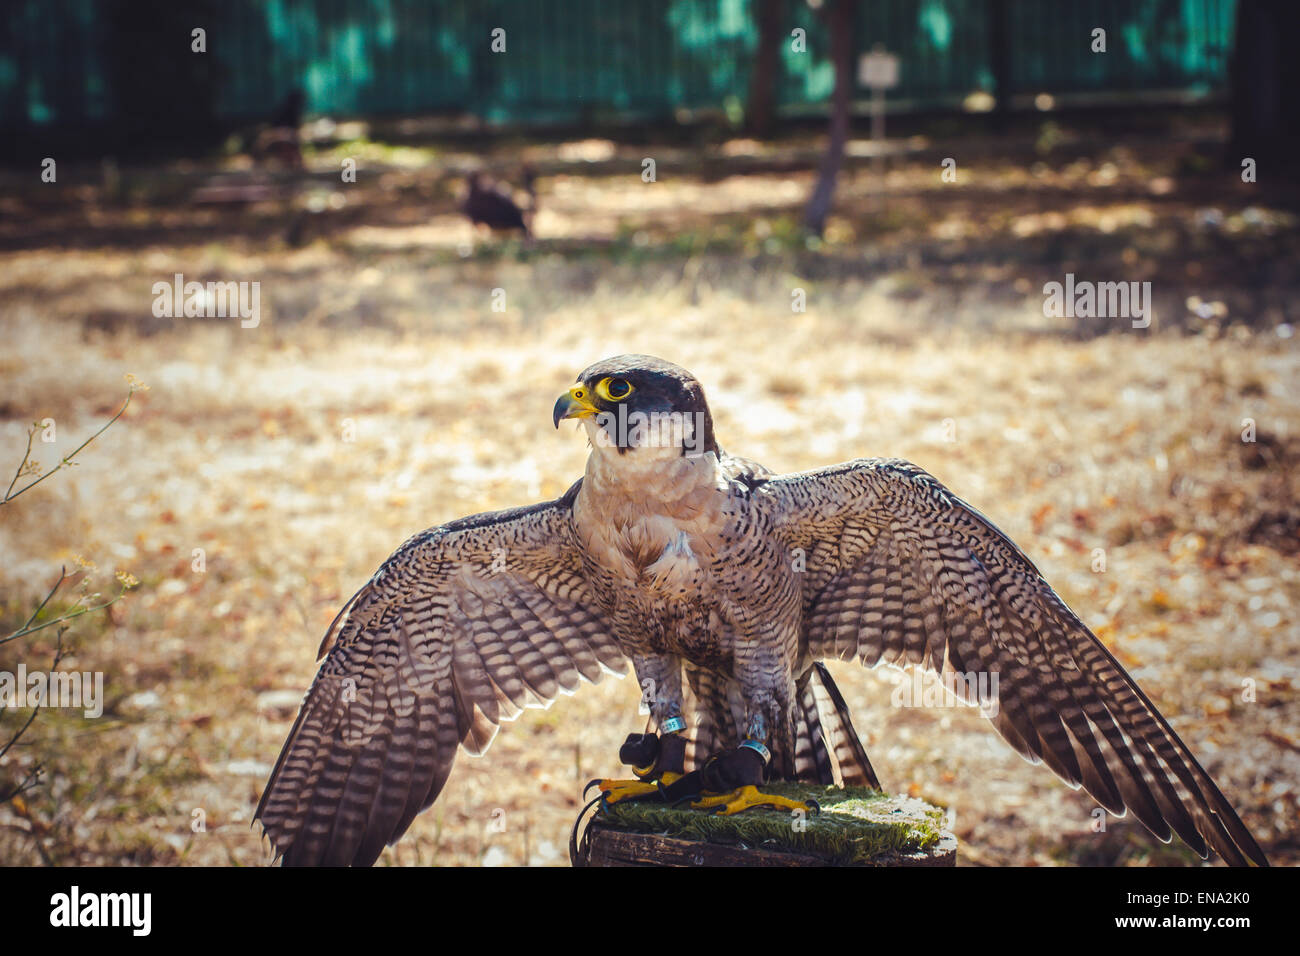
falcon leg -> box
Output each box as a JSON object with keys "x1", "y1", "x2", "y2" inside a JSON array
[
  {"x1": 690, "y1": 696, "x2": 818, "y2": 816},
  {"x1": 586, "y1": 655, "x2": 686, "y2": 805}
]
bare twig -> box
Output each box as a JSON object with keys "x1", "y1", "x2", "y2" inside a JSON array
[
  {"x1": 3, "y1": 384, "x2": 144, "y2": 654},
  {"x1": 0, "y1": 708, "x2": 41, "y2": 762},
  {"x1": 2, "y1": 385, "x2": 140, "y2": 506},
  {"x1": 0, "y1": 383, "x2": 143, "y2": 831},
  {"x1": 14, "y1": 568, "x2": 67, "y2": 633},
  {"x1": 0, "y1": 764, "x2": 44, "y2": 802},
  {"x1": 0, "y1": 627, "x2": 66, "y2": 765},
  {"x1": 2, "y1": 428, "x2": 37, "y2": 501},
  {"x1": 0, "y1": 569, "x2": 131, "y2": 648}
]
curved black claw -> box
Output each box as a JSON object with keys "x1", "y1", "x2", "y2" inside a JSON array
[
  {"x1": 806, "y1": 799, "x2": 821, "y2": 816},
  {"x1": 569, "y1": 794, "x2": 605, "y2": 867},
  {"x1": 583, "y1": 777, "x2": 605, "y2": 799}
]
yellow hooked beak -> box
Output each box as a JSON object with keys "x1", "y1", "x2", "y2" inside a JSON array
[{"x1": 553, "y1": 385, "x2": 600, "y2": 428}]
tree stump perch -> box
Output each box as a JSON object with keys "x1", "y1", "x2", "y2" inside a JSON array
[{"x1": 571, "y1": 783, "x2": 957, "y2": 867}]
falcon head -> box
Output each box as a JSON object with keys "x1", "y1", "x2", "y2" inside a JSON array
[{"x1": 553, "y1": 354, "x2": 718, "y2": 458}]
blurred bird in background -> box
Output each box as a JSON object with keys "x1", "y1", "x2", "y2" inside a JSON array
[{"x1": 462, "y1": 165, "x2": 536, "y2": 238}]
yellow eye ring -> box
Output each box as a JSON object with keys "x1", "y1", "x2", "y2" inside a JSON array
[{"x1": 594, "y1": 377, "x2": 633, "y2": 402}]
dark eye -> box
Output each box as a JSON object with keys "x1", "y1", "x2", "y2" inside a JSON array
[{"x1": 596, "y1": 377, "x2": 633, "y2": 401}]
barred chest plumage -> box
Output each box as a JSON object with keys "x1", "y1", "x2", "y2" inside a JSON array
[{"x1": 571, "y1": 443, "x2": 746, "y2": 668}]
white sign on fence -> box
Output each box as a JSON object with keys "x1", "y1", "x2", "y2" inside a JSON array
[{"x1": 858, "y1": 47, "x2": 899, "y2": 90}]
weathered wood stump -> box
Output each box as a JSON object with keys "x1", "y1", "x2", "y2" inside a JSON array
[{"x1": 571, "y1": 783, "x2": 957, "y2": 867}]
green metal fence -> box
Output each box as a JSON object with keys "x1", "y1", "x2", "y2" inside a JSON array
[{"x1": 0, "y1": 0, "x2": 1237, "y2": 135}]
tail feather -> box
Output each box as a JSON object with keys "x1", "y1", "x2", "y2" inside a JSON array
[
  {"x1": 810, "y1": 663, "x2": 881, "y2": 790},
  {"x1": 793, "y1": 671, "x2": 836, "y2": 784}
]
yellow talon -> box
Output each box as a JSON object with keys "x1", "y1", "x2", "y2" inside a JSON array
[
  {"x1": 596, "y1": 772, "x2": 682, "y2": 805},
  {"x1": 691, "y1": 785, "x2": 816, "y2": 815}
]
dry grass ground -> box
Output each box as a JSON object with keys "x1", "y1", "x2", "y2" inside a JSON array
[{"x1": 1, "y1": 122, "x2": 1297, "y2": 866}]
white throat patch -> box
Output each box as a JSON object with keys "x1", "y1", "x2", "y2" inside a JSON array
[{"x1": 582, "y1": 405, "x2": 709, "y2": 458}]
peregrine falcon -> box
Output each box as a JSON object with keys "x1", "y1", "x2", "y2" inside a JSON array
[{"x1": 255, "y1": 355, "x2": 1268, "y2": 866}]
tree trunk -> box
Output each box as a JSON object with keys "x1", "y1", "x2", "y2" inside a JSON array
[
  {"x1": 745, "y1": 0, "x2": 785, "y2": 138},
  {"x1": 104, "y1": 0, "x2": 221, "y2": 156},
  {"x1": 989, "y1": 0, "x2": 1011, "y2": 132},
  {"x1": 1228, "y1": 0, "x2": 1300, "y2": 174},
  {"x1": 803, "y1": 0, "x2": 855, "y2": 238}
]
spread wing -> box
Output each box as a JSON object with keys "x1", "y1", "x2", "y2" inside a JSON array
[
  {"x1": 759, "y1": 458, "x2": 1266, "y2": 866},
  {"x1": 255, "y1": 482, "x2": 625, "y2": 866}
]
